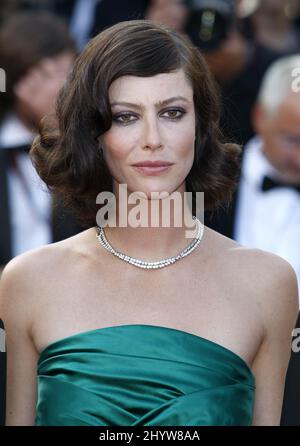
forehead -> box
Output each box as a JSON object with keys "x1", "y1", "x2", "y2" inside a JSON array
[{"x1": 108, "y1": 69, "x2": 193, "y2": 102}]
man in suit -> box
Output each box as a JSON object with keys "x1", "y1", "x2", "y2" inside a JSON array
[
  {"x1": 206, "y1": 54, "x2": 300, "y2": 300},
  {"x1": 0, "y1": 11, "x2": 84, "y2": 268},
  {"x1": 205, "y1": 54, "x2": 300, "y2": 424}
]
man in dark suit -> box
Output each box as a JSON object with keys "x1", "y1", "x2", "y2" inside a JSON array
[
  {"x1": 205, "y1": 54, "x2": 300, "y2": 425},
  {"x1": 0, "y1": 145, "x2": 84, "y2": 267},
  {"x1": 0, "y1": 11, "x2": 83, "y2": 267},
  {"x1": 207, "y1": 54, "x2": 300, "y2": 291}
]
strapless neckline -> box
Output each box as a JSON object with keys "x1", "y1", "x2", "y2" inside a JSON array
[
  {"x1": 36, "y1": 323, "x2": 255, "y2": 425},
  {"x1": 37, "y1": 323, "x2": 254, "y2": 379}
]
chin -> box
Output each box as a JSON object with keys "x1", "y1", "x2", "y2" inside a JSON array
[{"x1": 130, "y1": 189, "x2": 171, "y2": 201}]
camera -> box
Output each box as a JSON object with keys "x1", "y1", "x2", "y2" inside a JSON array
[{"x1": 184, "y1": 0, "x2": 235, "y2": 51}]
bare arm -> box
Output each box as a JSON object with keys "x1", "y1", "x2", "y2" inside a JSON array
[
  {"x1": 251, "y1": 255, "x2": 299, "y2": 425},
  {"x1": 0, "y1": 256, "x2": 39, "y2": 425}
]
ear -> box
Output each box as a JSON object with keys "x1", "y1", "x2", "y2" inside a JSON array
[{"x1": 252, "y1": 102, "x2": 267, "y2": 135}]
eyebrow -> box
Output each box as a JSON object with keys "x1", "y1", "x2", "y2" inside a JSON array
[{"x1": 110, "y1": 96, "x2": 191, "y2": 110}]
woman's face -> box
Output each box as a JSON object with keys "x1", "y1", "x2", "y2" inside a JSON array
[{"x1": 99, "y1": 68, "x2": 196, "y2": 200}]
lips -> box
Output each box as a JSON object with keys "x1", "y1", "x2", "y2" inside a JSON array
[
  {"x1": 132, "y1": 164, "x2": 173, "y2": 176},
  {"x1": 132, "y1": 161, "x2": 174, "y2": 167}
]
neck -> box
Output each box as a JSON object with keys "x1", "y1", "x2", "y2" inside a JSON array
[{"x1": 99, "y1": 186, "x2": 199, "y2": 262}]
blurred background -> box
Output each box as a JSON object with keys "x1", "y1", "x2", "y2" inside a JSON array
[{"x1": 1, "y1": 0, "x2": 300, "y2": 426}]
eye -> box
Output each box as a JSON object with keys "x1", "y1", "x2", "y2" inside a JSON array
[
  {"x1": 161, "y1": 108, "x2": 186, "y2": 120},
  {"x1": 112, "y1": 113, "x2": 137, "y2": 125}
]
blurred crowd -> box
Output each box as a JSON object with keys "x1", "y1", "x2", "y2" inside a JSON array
[{"x1": 0, "y1": 0, "x2": 300, "y2": 426}]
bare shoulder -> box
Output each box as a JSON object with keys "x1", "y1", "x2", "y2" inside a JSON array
[
  {"x1": 204, "y1": 225, "x2": 299, "y2": 329},
  {"x1": 1, "y1": 227, "x2": 94, "y2": 278},
  {"x1": 0, "y1": 228, "x2": 95, "y2": 329},
  {"x1": 231, "y1": 243, "x2": 298, "y2": 321},
  {"x1": 0, "y1": 238, "x2": 74, "y2": 296},
  {"x1": 204, "y1": 225, "x2": 298, "y2": 289}
]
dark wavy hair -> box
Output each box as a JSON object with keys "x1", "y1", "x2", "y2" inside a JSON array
[{"x1": 30, "y1": 19, "x2": 241, "y2": 228}]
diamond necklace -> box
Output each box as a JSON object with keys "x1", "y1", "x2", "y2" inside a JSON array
[{"x1": 95, "y1": 216, "x2": 204, "y2": 269}]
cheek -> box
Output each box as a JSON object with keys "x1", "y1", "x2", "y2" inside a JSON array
[
  {"x1": 171, "y1": 115, "x2": 195, "y2": 144},
  {"x1": 175, "y1": 129, "x2": 195, "y2": 158},
  {"x1": 272, "y1": 143, "x2": 289, "y2": 162},
  {"x1": 102, "y1": 131, "x2": 131, "y2": 161},
  {"x1": 265, "y1": 140, "x2": 289, "y2": 169},
  {"x1": 264, "y1": 136, "x2": 280, "y2": 158},
  {"x1": 172, "y1": 134, "x2": 195, "y2": 179}
]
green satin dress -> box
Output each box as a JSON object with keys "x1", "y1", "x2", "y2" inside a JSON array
[{"x1": 35, "y1": 324, "x2": 255, "y2": 426}]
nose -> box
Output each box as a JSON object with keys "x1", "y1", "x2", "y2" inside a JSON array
[{"x1": 141, "y1": 114, "x2": 163, "y2": 151}]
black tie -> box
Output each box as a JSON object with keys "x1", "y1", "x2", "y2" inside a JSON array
[{"x1": 261, "y1": 175, "x2": 300, "y2": 194}]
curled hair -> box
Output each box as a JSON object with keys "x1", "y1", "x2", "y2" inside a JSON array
[{"x1": 31, "y1": 19, "x2": 241, "y2": 228}]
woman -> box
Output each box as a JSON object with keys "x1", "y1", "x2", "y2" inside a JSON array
[{"x1": 0, "y1": 20, "x2": 298, "y2": 426}]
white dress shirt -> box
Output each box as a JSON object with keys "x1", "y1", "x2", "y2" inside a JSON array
[
  {"x1": 0, "y1": 113, "x2": 52, "y2": 258},
  {"x1": 235, "y1": 136, "x2": 300, "y2": 305}
]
